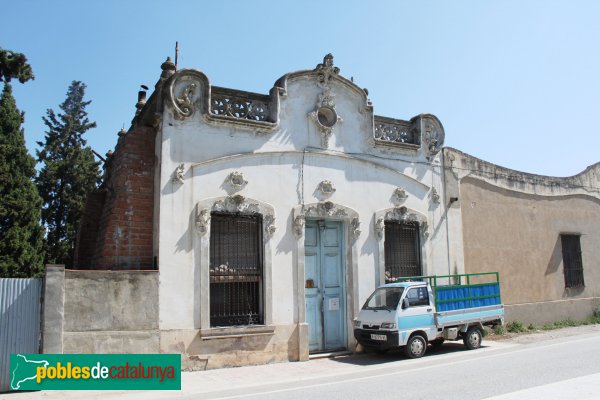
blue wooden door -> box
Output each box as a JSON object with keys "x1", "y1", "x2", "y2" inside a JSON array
[{"x1": 305, "y1": 220, "x2": 346, "y2": 353}]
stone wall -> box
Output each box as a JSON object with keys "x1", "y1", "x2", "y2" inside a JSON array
[{"x1": 43, "y1": 267, "x2": 159, "y2": 354}]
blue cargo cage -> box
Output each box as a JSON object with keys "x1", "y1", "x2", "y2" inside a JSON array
[{"x1": 395, "y1": 272, "x2": 502, "y2": 312}]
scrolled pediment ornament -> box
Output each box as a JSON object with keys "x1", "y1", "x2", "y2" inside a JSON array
[
  {"x1": 419, "y1": 114, "x2": 445, "y2": 160},
  {"x1": 380, "y1": 206, "x2": 430, "y2": 239},
  {"x1": 165, "y1": 70, "x2": 209, "y2": 120},
  {"x1": 305, "y1": 201, "x2": 348, "y2": 218},
  {"x1": 212, "y1": 195, "x2": 260, "y2": 214}
]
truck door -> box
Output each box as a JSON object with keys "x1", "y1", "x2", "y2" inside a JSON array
[{"x1": 398, "y1": 286, "x2": 436, "y2": 344}]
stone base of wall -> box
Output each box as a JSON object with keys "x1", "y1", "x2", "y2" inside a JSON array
[
  {"x1": 63, "y1": 330, "x2": 159, "y2": 354},
  {"x1": 160, "y1": 324, "x2": 299, "y2": 370},
  {"x1": 505, "y1": 297, "x2": 600, "y2": 325}
]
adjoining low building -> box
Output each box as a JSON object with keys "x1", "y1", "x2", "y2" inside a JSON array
[
  {"x1": 40, "y1": 54, "x2": 599, "y2": 370},
  {"x1": 443, "y1": 148, "x2": 600, "y2": 324}
]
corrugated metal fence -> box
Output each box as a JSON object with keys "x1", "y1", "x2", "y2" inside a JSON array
[{"x1": 0, "y1": 278, "x2": 43, "y2": 392}]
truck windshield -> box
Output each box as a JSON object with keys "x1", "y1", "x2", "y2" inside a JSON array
[{"x1": 363, "y1": 287, "x2": 404, "y2": 310}]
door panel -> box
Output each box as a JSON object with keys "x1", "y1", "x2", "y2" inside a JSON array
[{"x1": 305, "y1": 220, "x2": 346, "y2": 353}]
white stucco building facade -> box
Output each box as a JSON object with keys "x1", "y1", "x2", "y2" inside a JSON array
[{"x1": 151, "y1": 54, "x2": 454, "y2": 368}]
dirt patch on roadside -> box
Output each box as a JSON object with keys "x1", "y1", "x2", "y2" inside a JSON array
[{"x1": 486, "y1": 324, "x2": 600, "y2": 344}]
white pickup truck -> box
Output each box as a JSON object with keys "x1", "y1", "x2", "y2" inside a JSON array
[{"x1": 354, "y1": 273, "x2": 504, "y2": 358}]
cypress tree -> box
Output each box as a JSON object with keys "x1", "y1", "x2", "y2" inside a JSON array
[
  {"x1": 0, "y1": 83, "x2": 44, "y2": 277},
  {"x1": 36, "y1": 81, "x2": 100, "y2": 268}
]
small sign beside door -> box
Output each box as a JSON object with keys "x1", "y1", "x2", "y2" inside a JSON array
[{"x1": 329, "y1": 298, "x2": 340, "y2": 311}]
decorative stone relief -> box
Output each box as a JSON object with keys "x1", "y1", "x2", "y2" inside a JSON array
[
  {"x1": 381, "y1": 206, "x2": 430, "y2": 239},
  {"x1": 430, "y1": 188, "x2": 440, "y2": 204},
  {"x1": 310, "y1": 54, "x2": 343, "y2": 148},
  {"x1": 393, "y1": 187, "x2": 408, "y2": 204},
  {"x1": 227, "y1": 171, "x2": 248, "y2": 192},
  {"x1": 195, "y1": 207, "x2": 210, "y2": 235},
  {"x1": 374, "y1": 118, "x2": 418, "y2": 145},
  {"x1": 173, "y1": 163, "x2": 185, "y2": 184},
  {"x1": 212, "y1": 195, "x2": 260, "y2": 214},
  {"x1": 263, "y1": 214, "x2": 277, "y2": 238},
  {"x1": 175, "y1": 83, "x2": 197, "y2": 118},
  {"x1": 293, "y1": 215, "x2": 306, "y2": 238},
  {"x1": 420, "y1": 114, "x2": 445, "y2": 160},
  {"x1": 211, "y1": 92, "x2": 269, "y2": 122},
  {"x1": 375, "y1": 217, "x2": 385, "y2": 239},
  {"x1": 317, "y1": 180, "x2": 336, "y2": 197},
  {"x1": 349, "y1": 218, "x2": 361, "y2": 242},
  {"x1": 197, "y1": 196, "x2": 276, "y2": 239},
  {"x1": 309, "y1": 88, "x2": 342, "y2": 148},
  {"x1": 314, "y1": 53, "x2": 340, "y2": 85},
  {"x1": 304, "y1": 201, "x2": 348, "y2": 218}
]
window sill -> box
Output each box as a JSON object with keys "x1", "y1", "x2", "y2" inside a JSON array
[{"x1": 200, "y1": 325, "x2": 275, "y2": 340}]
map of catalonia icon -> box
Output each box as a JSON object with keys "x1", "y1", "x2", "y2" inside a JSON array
[{"x1": 11, "y1": 354, "x2": 49, "y2": 390}]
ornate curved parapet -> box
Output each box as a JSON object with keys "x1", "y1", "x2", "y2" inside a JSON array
[
  {"x1": 163, "y1": 69, "x2": 277, "y2": 132},
  {"x1": 164, "y1": 69, "x2": 210, "y2": 120}
]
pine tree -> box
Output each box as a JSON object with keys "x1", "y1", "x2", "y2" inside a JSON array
[
  {"x1": 0, "y1": 84, "x2": 44, "y2": 277},
  {"x1": 36, "y1": 81, "x2": 99, "y2": 268},
  {"x1": 0, "y1": 48, "x2": 34, "y2": 83}
]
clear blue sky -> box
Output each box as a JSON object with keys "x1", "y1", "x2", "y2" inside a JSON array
[{"x1": 3, "y1": 0, "x2": 599, "y2": 176}]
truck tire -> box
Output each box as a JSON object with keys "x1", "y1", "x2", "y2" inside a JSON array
[
  {"x1": 463, "y1": 327, "x2": 482, "y2": 350},
  {"x1": 405, "y1": 334, "x2": 427, "y2": 359}
]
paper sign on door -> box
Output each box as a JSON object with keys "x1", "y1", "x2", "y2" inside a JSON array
[{"x1": 329, "y1": 298, "x2": 340, "y2": 311}]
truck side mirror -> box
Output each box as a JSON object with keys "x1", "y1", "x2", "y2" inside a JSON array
[{"x1": 402, "y1": 298, "x2": 410, "y2": 310}]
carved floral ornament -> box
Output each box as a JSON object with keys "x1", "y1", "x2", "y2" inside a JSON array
[
  {"x1": 430, "y1": 188, "x2": 440, "y2": 204},
  {"x1": 227, "y1": 171, "x2": 248, "y2": 191},
  {"x1": 172, "y1": 163, "x2": 185, "y2": 184},
  {"x1": 375, "y1": 206, "x2": 429, "y2": 240},
  {"x1": 393, "y1": 187, "x2": 408, "y2": 204},
  {"x1": 195, "y1": 196, "x2": 276, "y2": 238},
  {"x1": 318, "y1": 180, "x2": 336, "y2": 197}
]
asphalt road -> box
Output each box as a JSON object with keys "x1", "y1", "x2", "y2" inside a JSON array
[
  {"x1": 3, "y1": 326, "x2": 600, "y2": 400},
  {"x1": 197, "y1": 329, "x2": 600, "y2": 400}
]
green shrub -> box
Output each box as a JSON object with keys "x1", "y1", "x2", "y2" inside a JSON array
[
  {"x1": 527, "y1": 323, "x2": 536, "y2": 331},
  {"x1": 493, "y1": 325, "x2": 506, "y2": 335},
  {"x1": 507, "y1": 321, "x2": 527, "y2": 333}
]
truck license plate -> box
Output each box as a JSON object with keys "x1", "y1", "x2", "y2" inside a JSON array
[{"x1": 370, "y1": 334, "x2": 386, "y2": 341}]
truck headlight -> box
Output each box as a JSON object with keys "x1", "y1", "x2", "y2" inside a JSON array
[
  {"x1": 380, "y1": 322, "x2": 396, "y2": 329},
  {"x1": 354, "y1": 320, "x2": 361, "y2": 328}
]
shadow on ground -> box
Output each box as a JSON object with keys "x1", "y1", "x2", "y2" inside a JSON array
[{"x1": 329, "y1": 342, "x2": 490, "y2": 366}]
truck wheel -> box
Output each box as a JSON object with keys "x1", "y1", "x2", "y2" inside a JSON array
[
  {"x1": 405, "y1": 334, "x2": 427, "y2": 359},
  {"x1": 463, "y1": 327, "x2": 482, "y2": 350}
]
